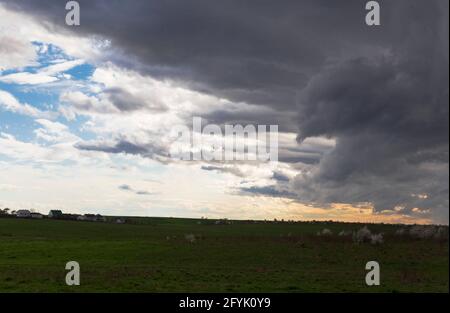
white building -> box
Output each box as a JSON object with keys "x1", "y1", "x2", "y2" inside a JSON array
[
  {"x1": 16, "y1": 210, "x2": 31, "y2": 218},
  {"x1": 48, "y1": 210, "x2": 63, "y2": 218},
  {"x1": 30, "y1": 213, "x2": 44, "y2": 219}
]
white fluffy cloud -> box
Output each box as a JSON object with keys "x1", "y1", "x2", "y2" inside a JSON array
[
  {"x1": 0, "y1": 4, "x2": 109, "y2": 69},
  {"x1": 34, "y1": 119, "x2": 80, "y2": 143},
  {"x1": 0, "y1": 59, "x2": 85, "y2": 85},
  {"x1": 0, "y1": 89, "x2": 52, "y2": 118},
  {"x1": 0, "y1": 36, "x2": 37, "y2": 72}
]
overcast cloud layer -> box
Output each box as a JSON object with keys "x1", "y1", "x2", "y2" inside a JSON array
[{"x1": 1, "y1": 0, "x2": 448, "y2": 223}]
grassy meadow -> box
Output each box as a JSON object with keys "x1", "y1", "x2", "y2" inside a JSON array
[{"x1": 0, "y1": 217, "x2": 448, "y2": 292}]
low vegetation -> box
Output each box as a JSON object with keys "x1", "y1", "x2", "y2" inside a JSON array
[{"x1": 0, "y1": 216, "x2": 447, "y2": 292}]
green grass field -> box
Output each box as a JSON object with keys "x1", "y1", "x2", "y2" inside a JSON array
[{"x1": 0, "y1": 217, "x2": 448, "y2": 292}]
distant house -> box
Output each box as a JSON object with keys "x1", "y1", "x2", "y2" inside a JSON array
[
  {"x1": 48, "y1": 210, "x2": 63, "y2": 219},
  {"x1": 115, "y1": 218, "x2": 125, "y2": 224},
  {"x1": 96, "y1": 214, "x2": 107, "y2": 222},
  {"x1": 214, "y1": 219, "x2": 231, "y2": 225},
  {"x1": 79, "y1": 214, "x2": 106, "y2": 222},
  {"x1": 61, "y1": 214, "x2": 80, "y2": 221},
  {"x1": 83, "y1": 214, "x2": 97, "y2": 222},
  {"x1": 16, "y1": 210, "x2": 31, "y2": 218},
  {"x1": 30, "y1": 212, "x2": 43, "y2": 219}
]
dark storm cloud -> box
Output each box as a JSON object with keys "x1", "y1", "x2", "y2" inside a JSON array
[
  {"x1": 1, "y1": 0, "x2": 397, "y2": 108},
  {"x1": 278, "y1": 148, "x2": 322, "y2": 164},
  {"x1": 76, "y1": 140, "x2": 149, "y2": 155},
  {"x1": 75, "y1": 139, "x2": 169, "y2": 160},
  {"x1": 201, "y1": 108, "x2": 297, "y2": 133},
  {"x1": 104, "y1": 87, "x2": 168, "y2": 112},
  {"x1": 118, "y1": 184, "x2": 154, "y2": 196},
  {"x1": 118, "y1": 184, "x2": 132, "y2": 191},
  {"x1": 239, "y1": 186, "x2": 297, "y2": 198},
  {"x1": 201, "y1": 165, "x2": 246, "y2": 177},
  {"x1": 3, "y1": 0, "x2": 448, "y2": 222},
  {"x1": 289, "y1": 1, "x2": 449, "y2": 222},
  {"x1": 272, "y1": 172, "x2": 290, "y2": 182}
]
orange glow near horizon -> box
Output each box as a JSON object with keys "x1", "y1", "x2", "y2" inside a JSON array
[{"x1": 253, "y1": 199, "x2": 436, "y2": 225}]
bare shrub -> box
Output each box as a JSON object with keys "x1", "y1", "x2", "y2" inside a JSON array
[
  {"x1": 317, "y1": 228, "x2": 333, "y2": 236},
  {"x1": 408, "y1": 225, "x2": 449, "y2": 240},
  {"x1": 395, "y1": 228, "x2": 407, "y2": 236},
  {"x1": 353, "y1": 226, "x2": 372, "y2": 243},
  {"x1": 409, "y1": 225, "x2": 436, "y2": 239},
  {"x1": 184, "y1": 233, "x2": 196, "y2": 243},
  {"x1": 338, "y1": 230, "x2": 352, "y2": 236},
  {"x1": 370, "y1": 233, "x2": 384, "y2": 245},
  {"x1": 434, "y1": 227, "x2": 449, "y2": 240}
]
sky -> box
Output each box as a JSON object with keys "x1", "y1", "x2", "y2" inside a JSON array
[{"x1": 0, "y1": 0, "x2": 448, "y2": 224}]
